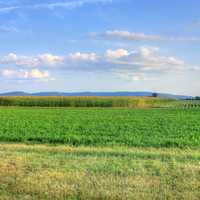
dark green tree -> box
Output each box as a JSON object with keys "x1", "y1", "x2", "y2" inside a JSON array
[{"x1": 152, "y1": 93, "x2": 158, "y2": 98}]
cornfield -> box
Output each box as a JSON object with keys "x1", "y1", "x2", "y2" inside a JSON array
[{"x1": 0, "y1": 96, "x2": 176, "y2": 108}]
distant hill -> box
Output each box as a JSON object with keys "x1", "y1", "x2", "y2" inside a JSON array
[
  {"x1": 157, "y1": 93, "x2": 192, "y2": 100},
  {"x1": 0, "y1": 91, "x2": 29, "y2": 96},
  {"x1": 0, "y1": 91, "x2": 193, "y2": 100}
]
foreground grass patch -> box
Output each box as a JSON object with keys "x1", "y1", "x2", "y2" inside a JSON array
[{"x1": 0, "y1": 144, "x2": 200, "y2": 200}]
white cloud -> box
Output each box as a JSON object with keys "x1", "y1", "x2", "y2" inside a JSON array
[
  {"x1": 1, "y1": 53, "x2": 39, "y2": 67},
  {"x1": 34, "y1": 0, "x2": 112, "y2": 10},
  {"x1": 28, "y1": 69, "x2": 49, "y2": 79},
  {"x1": 65, "y1": 47, "x2": 197, "y2": 80},
  {"x1": 0, "y1": 47, "x2": 198, "y2": 82},
  {"x1": 0, "y1": 6, "x2": 19, "y2": 13},
  {"x1": 0, "y1": 53, "x2": 63, "y2": 67},
  {"x1": 102, "y1": 47, "x2": 186, "y2": 72},
  {"x1": 2, "y1": 53, "x2": 18, "y2": 62},
  {"x1": 102, "y1": 30, "x2": 161, "y2": 41},
  {"x1": 69, "y1": 52, "x2": 97, "y2": 61},
  {"x1": 1, "y1": 69, "x2": 50, "y2": 80},
  {"x1": 1, "y1": 69, "x2": 16, "y2": 77},
  {"x1": 93, "y1": 30, "x2": 200, "y2": 42},
  {"x1": 139, "y1": 46, "x2": 159, "y2": 57},
  {"x1": 106, "y1": 49, "x2": 129, "y2": 59},
  {"x1": 0, "y1": 0, "x2": 113, "y2": 13},
  {"x1": 190, "y1": 66, "x2": 200, "y2": 71},
  {"x1": 134, "y1": 47, "x2": 185, "y2": 71},
  {"x1": 116, "y1": 71, "x2": 157, "y2": 81},
  {"x1": 38, "y1": 54, "x2": 64, "y2": 66},
  {"x1": 103, "y1": 47, "x2": 188, "y2": 80}
]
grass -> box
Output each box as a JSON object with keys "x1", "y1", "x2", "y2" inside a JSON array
[
  {"x1": 1, "y1": 144, "x2": 200, "y2": 200},
  {"x1": 0, "y1": 107, "x2": 200, "y2": 148}
]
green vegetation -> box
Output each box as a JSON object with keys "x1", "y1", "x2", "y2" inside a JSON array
[
  {"x1": 179, "y1": 100, "x2": 200, "y2": 108},
  {"x1": 0, "y1": 96, "x2": 176, "y2": 108},
  {"x1": 0, "y1": 102, "x2": 200, "y2": 199},
  {"x1": 0, "y1": 107, "x2": 200, "y2": 148},
  {"x1": 1, "y1": 144, "x2": 200, "y2": 200}
]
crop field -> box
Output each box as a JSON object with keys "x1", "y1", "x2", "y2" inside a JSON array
[
  {"x1": 0, "y1": 96, "x2": 176, "y2": 108},
  {"x1": 0, "y1": 105, "x2": 200, "y2": 199},
  {"x1": 0, "y1": 107, "x2": 199, "y2": 147},
  {"x1": 179, "y1": 100, "x2": 200, "y2": 108}
]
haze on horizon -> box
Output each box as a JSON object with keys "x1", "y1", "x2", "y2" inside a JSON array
[{"x1": 0, "y1": 0, "x2": 199, "y2": 96}]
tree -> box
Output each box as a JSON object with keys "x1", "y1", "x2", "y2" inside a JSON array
[
  {"x1": 152, "y1": 93, "x2": 158, "y2": 98},
  {"x1": 195, "y1": 96, "x2": 200, "y2": 100}
]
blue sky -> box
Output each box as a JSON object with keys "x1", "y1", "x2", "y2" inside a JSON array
[{"x1": 0, "y1": 0, "x2": 199, "y2": 95}]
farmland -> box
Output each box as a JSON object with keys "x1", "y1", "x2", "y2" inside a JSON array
[
  {"x1": 0, "y1": 96, "x2": 176, "y2": 108},
  {"x1": 0, "y1": 107, "x2": 200, "y2": 147},
  {"x1": 0, "y1": 103, "x2": 200, "y2": 199}
]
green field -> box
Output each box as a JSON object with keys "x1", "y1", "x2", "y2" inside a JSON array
[
  {"x1": 1, "y1": 106, "x2": 200, "y2": 199},
  {"x1": 0, "y1": 107, "x2": 200, "y2": 148}
]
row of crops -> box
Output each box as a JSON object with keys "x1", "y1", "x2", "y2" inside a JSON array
[
  {"x1": 0, "y1": 96, "x2": 176, "y2": 108},
  {"x1": 177, "y1": 100, "x2": 200, "y2": 109},
  {"x1": 0, "y1": 107, "x2": 199, "y2": 147}
]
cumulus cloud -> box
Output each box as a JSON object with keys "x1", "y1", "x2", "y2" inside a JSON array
[
  {"x1": 38, "y1": 54, "x2": 64, "y2": 66},
  {"x1": 65, "y1": 47, "x2": 198, "y2": 80},
  {"x1": 1, "y1": 69, "x2": 50, "y2": 80},
  {"x1": 28, "y1": 69, "x2": 50, "y2": 79},
  {"x1": 1, "y1": 53, "x2": 39, "y2": 67},
  {"x1": 69, "y1": 52, "x2": 97, "y2": 61},
  {"x1": 132, "y1": 47, "x2": 185, "y2": 71},
  {"x1": 106, "y1": 49, "x2": 129, "y2": 59},
  {"x1": 0, "y1": 53, "x2": 63, "y2": 67},
  {"x1": 0, "y1": 47, "x2": 198, "y2": 81},
  {"x1": 102, "y1": 47, "x2": 186, "y2": 72}
]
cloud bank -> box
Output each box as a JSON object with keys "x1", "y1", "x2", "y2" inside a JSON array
[{"x1": 0, "y1": 46, "x2": 198, "y2": 81}]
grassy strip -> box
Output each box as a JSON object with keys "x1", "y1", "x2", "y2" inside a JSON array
[{"x1": 0, "y1": 144, "x2": 200, "y2": 200}]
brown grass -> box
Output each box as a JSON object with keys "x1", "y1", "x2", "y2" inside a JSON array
[{"x1": 0, "y1": 144, "x2": 200, "y2": 200}]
